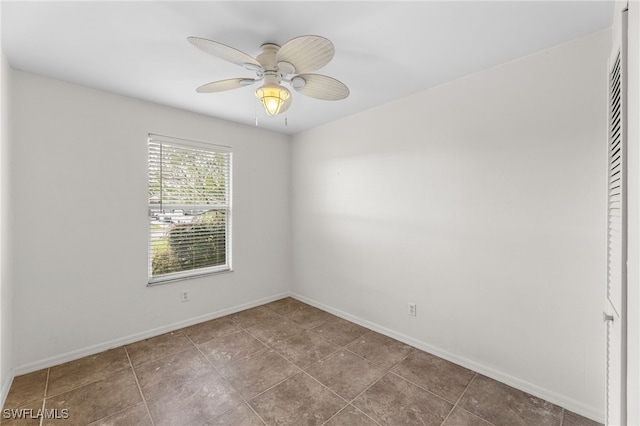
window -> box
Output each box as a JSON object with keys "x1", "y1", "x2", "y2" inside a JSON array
[{"x1": 148, "y1": 134, "x2": 232, "y2": 284}]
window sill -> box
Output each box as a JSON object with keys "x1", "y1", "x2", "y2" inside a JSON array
[{"x1": 147, "y1": 267, "x2": 233, "y2": 286}]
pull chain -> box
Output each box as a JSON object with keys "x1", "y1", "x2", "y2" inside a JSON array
[{"x1": 254, "y1": 98, "x2": 258, "y2": 127}]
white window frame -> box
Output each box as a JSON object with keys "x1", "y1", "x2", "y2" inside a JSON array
[{"x1": 147, "y1": 133, "x2": 232, "y2": 285}]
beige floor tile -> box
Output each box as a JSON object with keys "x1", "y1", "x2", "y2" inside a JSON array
[
  {"x1": 146, "y1": 370, "x2": 243, "y2": 426},
  {"x1": 286, "y1": 305, "x2": 334, "y2": 329},
  {"x1": 229, "y1": 306, "x2": 283, "y2": 329},
  {"x1": 324, "y1": 405, "x2": 379, "y2": 426},
  {"x1": 346, "y1": 331, "x2": 413, "y2": 370},
  {"x1": 134, "y1": 347, "x2": 216, "y2": 400},
  {"x1": 353, "y1": 372, "x2": 453, "y2": 426},
  {"x1": 245, "y1": 317, "x2": 307, "y2": 346},
  {"x1": 458, "y1": 375, "x2": 563, "y2": 426},
  {"x1": 263, "y1": 297, "x2": 307, "y2": 316},
  {"x1": 306, "y1": 350, "x2": 385, "y2": 400},
  {"x1": 219, "y1": 349, "x2": 300, "y2": 399},
  {"x1": 44, "y1": 369, "x2": 140, "y2": 426},
  {"x1": 1, "y1": 400, "x2": 45, "y2": 426},
  {"x1": 562, "y1": 410, "x2": 603, "y2": 426},
  {"x1": 443, "y1": 407, "x2": 494, "y2": 426},
  {"x1": 125, "y1": 330, "x2": 193, "y2": 366},
  {"x1": 4, "y1": 300, "x2": 590, "y2": 426},
  {"x1": 198, "y1": 329, "x2": 266, "y2": 368},
  {"x1": 3, "y1": 369, "x2": 47, "y2": 409},
  {"x1": 271, "y1": 330, "x2": 340, "y2": 368},
  {"x1": 249, "y1": 372, "x2": 346, "y2": 426},
  {"x1": 86, "y1": 403, "x2": 152, "y2": 426},
  {"x1": 310, "y1": 316, "x2": 369, "y2": 346},
  {"x1": 391, "y1": 350, "x2": 475, "y2": 403},
  {"x1": 182, "y1": 316, "x2": 240, "y2": 344},
  {"x1": 47, "y1": 348, "x2": 130, "y2": 397},
  {"x1": 205, "y1": 402, "x2": 266, "y2": 426}
]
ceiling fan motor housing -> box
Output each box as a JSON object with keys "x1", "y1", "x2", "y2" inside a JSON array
[
  {"x1": 257, "y1": 44, "x2": 280, "y2": 77},
  {"x1": 257, "y1": 43, "x2": 295, "y2": 81}
]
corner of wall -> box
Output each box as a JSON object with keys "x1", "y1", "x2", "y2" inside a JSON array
[
  {"x1": 0, "y1": 17, "x2": 16, "y2": 406},
  {"x1": 286, "y1": 133, "x2": 295, "y2": 295}
]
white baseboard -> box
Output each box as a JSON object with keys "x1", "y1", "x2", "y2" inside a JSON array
[
  {"x1": 13, "y1": 292, "x2": 289, "y2": 376},
  {"x1": 291, "y1": 292, "x2": 604, "y2": 424}
]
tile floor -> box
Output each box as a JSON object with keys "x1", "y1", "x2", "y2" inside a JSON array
[{"x1": 2, "y1": 297, "x2": 602, "y2": 426}]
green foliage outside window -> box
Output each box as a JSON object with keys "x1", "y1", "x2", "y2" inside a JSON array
[{"x1": 152, "y1": 210, "x2": 226, "y2": 276}]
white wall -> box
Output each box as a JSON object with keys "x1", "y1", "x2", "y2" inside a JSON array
[
  {"x1": 10, "y1": 71, "x2": 291, "y2": 371},
  {"x1": 291, "y1": 30, "x2": 609, "y2": 421},
  {"x1": 0, "y1": 49, "x2": 14, "y2": 401}
]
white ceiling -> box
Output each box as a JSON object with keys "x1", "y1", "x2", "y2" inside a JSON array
[{"x1": 1, "y1": 1, "x2": 613, "y2": 135}]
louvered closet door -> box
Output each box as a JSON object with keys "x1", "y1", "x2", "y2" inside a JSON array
[{"x1": 606, "y1": 8, "x2": 627, "y2": 426}]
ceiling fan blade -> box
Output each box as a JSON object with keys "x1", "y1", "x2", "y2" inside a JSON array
[
  {"x1": 188, "y1": 36, "x2": 261, "y2": 68},
  {"x1": 196, "y1": 78, "x2": 257, "y2": 93},
  {"x1": 292, "y1": 74, "x2": 349, "y2": 100},
  {"x1": 276, "y1": 35, "x2": 335, "y2": 74}
]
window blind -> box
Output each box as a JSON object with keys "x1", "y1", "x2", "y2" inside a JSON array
[{"x1": 148, "y1": 134, "x2": 232, "y2": 284}]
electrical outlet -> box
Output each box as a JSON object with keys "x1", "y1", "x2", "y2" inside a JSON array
[
  {"x1": 408, "y1": 303, "x2": 417, "y2": 316},
  {"x1": 181, "y1": 289, "x2": 190, "y2": 302}
]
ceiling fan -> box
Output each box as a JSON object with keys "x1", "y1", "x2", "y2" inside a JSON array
[{"x1": 187, "y1": 35, "x2": 349, "y2": 117}]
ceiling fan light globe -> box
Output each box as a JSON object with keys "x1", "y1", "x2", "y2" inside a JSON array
[{"x1": 256, "y1": 84, "x2": 291, "y2": 116}]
